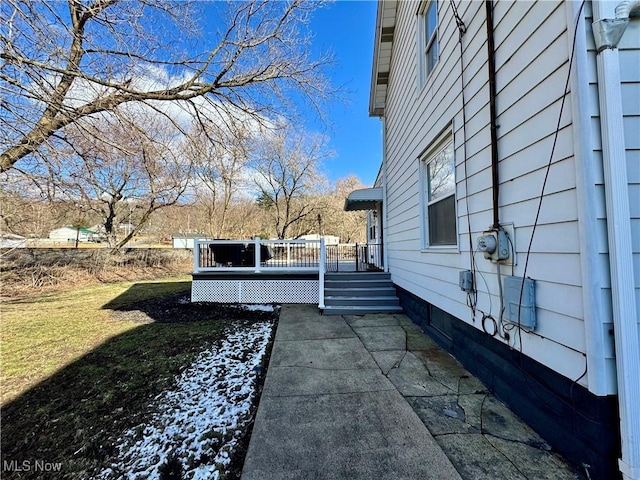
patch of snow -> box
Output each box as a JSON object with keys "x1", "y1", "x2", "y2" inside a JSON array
[
  {"x1": 240, "y1": 304, "x2": 277, "y2": 312},
  {"x1": 95, "y1": 320, "x2": 273, "y2": 480}
]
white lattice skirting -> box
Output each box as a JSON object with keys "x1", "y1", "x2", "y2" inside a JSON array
[{"x1": 192, "y1": 279, "x2": 319, "y2": 304}]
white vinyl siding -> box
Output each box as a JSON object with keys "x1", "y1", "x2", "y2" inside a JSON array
[
  {"x1": 382, "y1": 0, "x2": 594, "y2": 386},
  {"x1": 619, "y1": 22, "x2": 640, "y2": 349}
]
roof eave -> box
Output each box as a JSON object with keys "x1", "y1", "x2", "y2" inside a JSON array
[{"x1": 369, "y1": 0, "x2": 397, "y2": 118}]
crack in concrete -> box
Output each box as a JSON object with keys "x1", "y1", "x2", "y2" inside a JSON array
[
  {"x1": 431, "y1": 431, "x2": 551, "y2": 452},
  {"x1": 332, "y1": 313, "x2": 567, "y2": 479},
  {"x1": 484, "y1": 433, "x2": 531, "y2": 479}
]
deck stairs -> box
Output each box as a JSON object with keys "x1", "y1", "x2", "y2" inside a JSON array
[{"x1": 322, "y1": 272, "x2": 403, "y2": 315}]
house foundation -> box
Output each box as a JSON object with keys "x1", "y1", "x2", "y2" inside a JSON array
[{"x1": 396, "y1": 285, "x2": 620, "y2": 480}]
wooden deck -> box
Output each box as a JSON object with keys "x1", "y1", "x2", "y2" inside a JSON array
[{"x1": 191, "y1": 239, "x2": 384, "y2": 306}]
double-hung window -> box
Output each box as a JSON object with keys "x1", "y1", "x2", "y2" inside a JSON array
[
  {"x1": 420, "y1": 1, "x2": 439, "y2": 83},
  {"x1": 422, "y1": 135, "x2": 456, "y2": 247}
]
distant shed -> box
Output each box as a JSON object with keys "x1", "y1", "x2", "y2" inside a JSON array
[
  {"x1": 49, "y1": 227, "x2": 97, "y2": 242},
  {"x1": 172, "y1": 235, "x2": 207, "y2": 249}
]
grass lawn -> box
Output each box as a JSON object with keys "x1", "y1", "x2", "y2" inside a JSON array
[
  {"x1": 0, "y1": 277, "x2": 275, "y2": 479},
  {"x1": 1, "y1": 276, "x2": 192, "y2": 405}
]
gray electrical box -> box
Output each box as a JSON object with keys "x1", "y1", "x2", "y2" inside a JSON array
[
  {"x1": 459, "y1": 270, "x2": 473, "y2": 292},
  {"x1": 503, "y1": 276, "x2": 536, "y2": 330}
]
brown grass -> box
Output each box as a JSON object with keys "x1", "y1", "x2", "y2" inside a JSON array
[{"x1": 0, "y1": 248, "x2": 193, "y2": 298}]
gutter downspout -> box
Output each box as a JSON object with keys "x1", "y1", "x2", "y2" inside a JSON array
[
  {"x1": 382, "y1": 117, "x2": 389, "y2": 273},
  {"x1": 592, "y1": 2, "x2": 640, "y2": 479}
]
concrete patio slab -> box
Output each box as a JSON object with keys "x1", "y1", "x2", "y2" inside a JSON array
[
  {"x1": 352, "y1": 325, "x2": 406, "y2": 351},
  {"x1": 243, "y1": 390, "x2": 461, "y2": 480},
  {"x1": 436, "y1": 433, "x2": 579, "y2": 480},
  {"x1": 242, "y1": 304, "x2": 461, "y2": 480},
  {"x1": 270, "y1": 337, "x2": 378, "y2": 370},
  {"x1": 274, "y1": 316, "x2": 355, "y2": 341},
  {"x1": 262, "y1": 366, "x2": 395, "y2": 397},
  {"x1": 242, "y1": 304, "x2": 582, "y2": 480}
]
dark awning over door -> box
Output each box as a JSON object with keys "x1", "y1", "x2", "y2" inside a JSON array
[{"x1": 344, "y1": 187, "x2": 383, "y2": 211}]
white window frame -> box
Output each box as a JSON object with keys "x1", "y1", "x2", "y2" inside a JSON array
[
  {"x1": 418, "y1": 0, "x2": 439, "y2": 87},
  {"x1": 368, "y1": 211, "x2": 377, "y2": 242},
  {"x1": 419, "y1": 129, "x2": 458, "y2": 251}
]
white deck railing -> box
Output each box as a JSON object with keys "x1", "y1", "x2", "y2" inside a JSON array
[{"x1": 194, "y1": 238, "x2": 327, "y2": 308}]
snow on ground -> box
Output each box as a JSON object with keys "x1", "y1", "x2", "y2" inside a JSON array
[
  {"x1": 96, "y1": 318, "x2": 274, "y2": 480},
  {"x1": 242, "y1": 304, "x2": 277, "y2": 312}
]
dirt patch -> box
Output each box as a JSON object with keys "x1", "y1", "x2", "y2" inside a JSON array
[{"x1": 108, "y1": 290, "x2": 278, "y2": 324}]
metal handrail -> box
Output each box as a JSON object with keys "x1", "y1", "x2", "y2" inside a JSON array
[{"x1": 194, "y1": 238, "x2": 323, "y2": 273}]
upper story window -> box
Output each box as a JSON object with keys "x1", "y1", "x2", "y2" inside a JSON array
[
  {"x1": 420, "y1": 1, "x2": 439, "y2": 84},
  {"x1": 421, "y1": 133, "x2": 456, "y2": 247}
]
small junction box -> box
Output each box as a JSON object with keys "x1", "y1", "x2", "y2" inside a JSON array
[{"x1": 459, "y1": 270, "x2": 473, "y2": 292}]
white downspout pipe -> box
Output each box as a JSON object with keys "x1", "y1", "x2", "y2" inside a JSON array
[
  {"x1": 381, "y1": 117, "x2": 389, "y2": 273},
  {"x1": 592, "y1": 2, "x2": 640, "y2": 479},
  {"x1": 319, "y1": 238, "x2": 326, "y2": 309}
]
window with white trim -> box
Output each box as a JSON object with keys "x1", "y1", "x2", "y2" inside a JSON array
[
  {"x1": 421, "y1": 135, "x2": 456, "y2": 247},
  {"x1": 419, "y1": 1, "x2": 439, "y2": 84},
  {"x1": 368, "y1": 211, "x2": 377, "y2": 241}
]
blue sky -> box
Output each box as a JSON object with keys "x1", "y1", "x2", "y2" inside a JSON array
[{"x1": 307, "y1": 1, "x2": 382, "y2": 186}]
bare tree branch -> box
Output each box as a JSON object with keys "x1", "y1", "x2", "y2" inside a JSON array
[
  {"x1": 252, "y1": 124, "x2": 332, "y2": 239},
  {"x1": 1, "y1": 0, "x2": 334, "y2": 171}
]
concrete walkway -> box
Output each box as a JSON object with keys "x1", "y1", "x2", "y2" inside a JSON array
[{"x1": 242, "y1": 305, "x2": 581, "y2": 480}]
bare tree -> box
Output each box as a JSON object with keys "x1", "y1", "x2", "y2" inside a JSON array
[
  {"x1": 252, "y1": 126, "x2": 331, "y2": 239},
  {"x1": 323, "y1": 176, "x2": 368, "y2": 243},
  {"x1": 0, "y1": 0, "x2": 333, "y2": 172},
  {"x1": 33, "y1": 114, "x2": 192, "y2": 250},
  {"x1": 0, "y1": 185, "x2": 56, "y2": 238},
  {"x1": 189, "y1": 117, "x2": 252, "y2": 238},
  {"x1": 224, "y1": 200, "x2": 266, "y2": 239}
]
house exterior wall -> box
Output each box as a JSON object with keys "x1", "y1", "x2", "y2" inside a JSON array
[
  {"x1": 173, "y1": 237, "x2": 197, "y2": 249},
  {"x1": 622, "y1": 18, "x2": 640, "y2": 370},
  {"x1": 373, "y1": 1, "x2": 638, "y2": 477},
  {"x1": 384, "y1": 0, "x2": 592, "y2": 387},
  {"x1": 49, "y1": 227, "x2": 92, "y2": 242}
]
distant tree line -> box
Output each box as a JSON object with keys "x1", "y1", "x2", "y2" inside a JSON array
[
  {"x1": 0, "y1": 0, "x2": 371, "y2": 250},
  {"x1": 0, "y1": 174, "x2": 368, "y2": 246}
]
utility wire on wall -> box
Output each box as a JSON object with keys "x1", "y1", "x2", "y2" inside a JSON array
[
  {"x1": 517, "y1": 0, "x2": 587, "y2": 334},
  {"x1": 449, "y1": 0, "x2": 477, "y2": 321},
  {"x1": 450, "y1": 0, "x2": 504, "y2": 333},
  {"x1": 450, "y1": 0, "x2": 605, "y2": 437}
]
